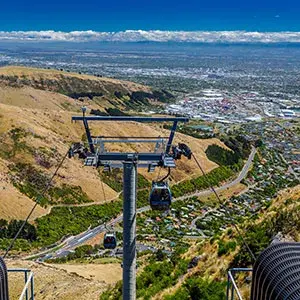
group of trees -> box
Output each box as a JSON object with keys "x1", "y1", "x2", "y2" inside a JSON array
[
  {"x1": 90, "y1": 89, "x2": 174, "y2": 115},
  {"x1": 90, "y1": 108, "x2": 129, "y2": 116},
  {"x1": 171, "y1": 166, "x2": 234, "y2": 198},
  {"x1": 221, "y1": 135, "x2": 252, "y2": 160},
  {"x1": 206, "y1": 144, "x2": 241, "y2": 167},
  {"x1": 36, "y1": 201, "x2": 122, "y2": 246},
  {"x1": 163, "y1": 124, "x2": 215, "y2": 139},
  {"x1": 10, "y1": 162, "x2": 93, "y2": 206},
  {"x1": 129, "y1": 90, "x2": 174, "y2": 104},
  {"x1": 0, "y1": 219, "x2": 37, "y2": 242},
  {"x1": 206, "y1": 135, "x2": 253, "y2": 171},
  {"x1": 68, "y1": 91, "x2": 103, "y2": 100},
  {"x1": 164, "y1": 277, "x2": 226, "y2": 300},
  {"x1": 100, "y1": 245, "x2": 189, "y2": 300}
]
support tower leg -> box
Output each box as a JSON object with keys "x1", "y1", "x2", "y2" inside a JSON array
[{"x1": 122, "y1": 161, "x2": 137, "y2": 300}]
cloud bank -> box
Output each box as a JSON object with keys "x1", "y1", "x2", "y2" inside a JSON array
[{"x1": 1, "y1": 30, "x2": 300, "y2": 43}]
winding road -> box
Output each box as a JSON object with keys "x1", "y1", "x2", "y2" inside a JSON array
[{"x1": 32, "y1": 147, "x2": 256, "y2": 260}]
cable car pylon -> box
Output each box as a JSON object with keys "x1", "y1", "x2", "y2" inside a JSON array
[{"x1": 71, "y1": 108, "x2": 189, "y2": 300}]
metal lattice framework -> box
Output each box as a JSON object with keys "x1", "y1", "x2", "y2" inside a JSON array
[{"x1": 72, "y1": 115, "x2": 189, "y2": 170}]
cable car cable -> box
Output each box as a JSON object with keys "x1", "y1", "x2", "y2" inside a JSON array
[
  {"x1": 101, "y1": 177, "x2": 116, "y2": 249},
  {"x1": 156, "y1": 166, "x2": 162, "y2": 181},
  {"x1": 3, "y1": 147, "x2": 71, "y2": 259},
  {"x1": 158, "y1": 167, "x2": 171, "y2": 182},
  {"x1": 100, "y1": 173, "x2": 107, "y2": 203},
  {"x1": 191, "y1": 153, "x2": 256, "y2": 262}
]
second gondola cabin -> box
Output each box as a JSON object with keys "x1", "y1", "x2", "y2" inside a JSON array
[
  {"x1": 103, "y1": 232, "x2": 117, "y2": 249},
  {"x1": 149, "y1": 181, "x2": 172, "y2": 211}
]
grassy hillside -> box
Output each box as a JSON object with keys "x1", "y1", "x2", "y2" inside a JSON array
[
  {"x1": 0, "y1": 66, "x2": 227, "y2": 221},
  {"x1": 0, "y1": 65, "x2": 151, "y2": 95},
  {"x1": 159, "y1": 186, "x2": 300, "y2": 299},
  {"x1": 0, "y1": 66, "x2": 174, "y2": 112},
  {"x1": 7, "y1": 259, "x2": 109, "y2": 300},
  {"x1": 0, "y1": 66, "x2": 241, "y2": 299},
  {"x1": 98, "y1": 143, "x2": 299, "y2": 299},
  {"x1": 99, "y1": 185, "x2": 300, "y2": 300}
]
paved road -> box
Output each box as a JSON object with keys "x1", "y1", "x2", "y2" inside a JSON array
[
  {"x1": 34, "y1": 147, "x2": 256, "y2": 261},
  {"x1": 279, "y1": 153, "x2": 299, "y2": 181},
  {"x1": 175, "y1": 146, "x2": 256, "y2": 200}
]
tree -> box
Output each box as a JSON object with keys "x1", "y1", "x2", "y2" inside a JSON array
[{"x1": 156, "y1": 249, "x2": 166, "y2": 261}]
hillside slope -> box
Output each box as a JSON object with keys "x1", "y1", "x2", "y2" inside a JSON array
[
  {"x1": 158, "y1": 185, "x2": 300, "y2": 299},
  {"x1": 0, "y1": 66, "x2": 174, "y2": 113},
  {"x1": 0, "y1": 65, "x2": 150, "y2": 95},
  {"x1": 0, "y1": 66, "x2": 226, "y2": 221},
  {"x1": 7, "y1": 259, "x2": 108, "y2": 300}
]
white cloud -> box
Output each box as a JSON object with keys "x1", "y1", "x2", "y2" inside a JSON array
[{"x1": 0, "y1": 30, "x2": 300, "y2": 43}]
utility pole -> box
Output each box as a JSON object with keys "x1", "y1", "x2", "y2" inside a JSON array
[{"x1": 123, "y1": 160, "x2": 137, "y2": 300}]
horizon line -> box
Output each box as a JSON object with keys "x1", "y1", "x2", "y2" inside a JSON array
[{"x1": 2, "y1": 29, "x2": 300, "y2": 43}]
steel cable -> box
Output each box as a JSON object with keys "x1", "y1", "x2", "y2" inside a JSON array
[
  {"x1": 192, "y1": 153, "x2": 256, "y2": 262},
  {"x1": 3, "y1": 147, "x2": 71, "y2": 258}
]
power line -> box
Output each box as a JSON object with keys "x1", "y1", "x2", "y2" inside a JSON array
[
  {"x1": 192, "y1": 153, "x2": 256, "y2": 262},
  {"x1": 3, "y1": 147, "x2": 71, "y2": 259}
]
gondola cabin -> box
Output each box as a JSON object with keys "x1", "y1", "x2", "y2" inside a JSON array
[
  {"x1": 149, "y1": 181, "x2": 172, "y2": 211},
  {"x1": 103, "y1": 232, "x2": 117, "y2": 249}
]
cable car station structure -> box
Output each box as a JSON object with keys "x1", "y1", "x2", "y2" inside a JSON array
[{"x1": 72, "y1": 111, "x2": 189, "y2": 300}]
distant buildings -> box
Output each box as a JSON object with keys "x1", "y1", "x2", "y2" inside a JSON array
[{"x1": 165, "y1": 89, "x2": 300, "y2": 123}]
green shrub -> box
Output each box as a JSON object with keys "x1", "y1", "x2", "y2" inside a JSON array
[
  {"x1": 217, "y1": 240, "x2": 237, "y2": 256},
  {"x1": 172, "y1": 166, "x2": 234, "y2": 198},
  {"x1": 206, "y1": 144, "x2": 241, "y2": 166},
  {"x1": 9, "y1": 162, "x2": 92, "y2": 205},
  {"x1": 165, "y1": 277, "x2": 226, "y2": 300},
  {"x1": 0, "y1": 128, "x2": 33, "y2": 159},
  {"x1": 48, "y1": 184, "x2": 92, "y2": 204},
  {"x1": 36, "y1": 201, "x2": 122, "y2": 246},
  {"x1": 101, "y1": 248, "x2": 189, "y2": 299},
  {"x1": 0, "y1": 238, "x2": 32, "y2": 252}
]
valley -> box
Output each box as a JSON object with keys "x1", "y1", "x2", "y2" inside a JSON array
[{"x1": 0, "y1": 64, "x2": 299, "y2": 300}]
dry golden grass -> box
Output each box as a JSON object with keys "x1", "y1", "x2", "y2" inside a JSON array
[
  {"x1": 0, "y1": 84, "x2": 80, "y2": 111},
  {"x1": 0, "y1": 158, "x2": 49, "y2": 221},
  {"x1": 0, "y1": 65, "x2": 150, "y2": 92},
  {"x1": 0, "y1": 94, "x2": 226, "y2": 221},
  {"x1": 160, "y1": 185, "x2": 300, "y2": 299},
  {"x1": 0, "y1": 67, "x2": 229, "y2": 224},
  {"x1": 6, "y1": 259, "x2": 107, "y2": 300},
  {"x1": 53, "y1": 262, "x2": 122, "y2": 285}
]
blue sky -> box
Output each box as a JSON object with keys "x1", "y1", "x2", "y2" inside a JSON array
[{"x1": 1, "y1": 0, "x2": 300, "y2": 32}]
